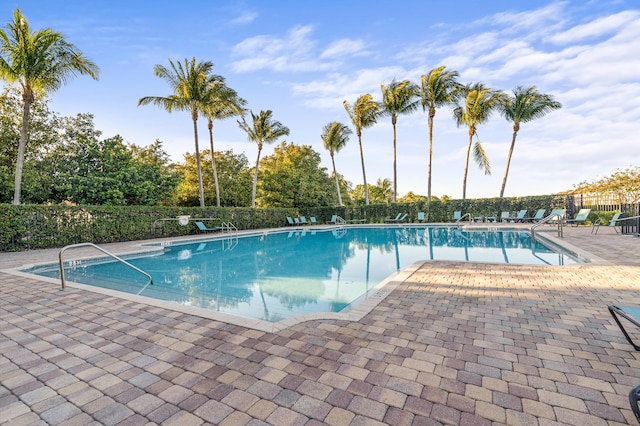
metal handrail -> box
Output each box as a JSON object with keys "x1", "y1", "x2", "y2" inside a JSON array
[
  {"x1": 530, "y1": 213, "x2": 564, "y2": 240},
  {"x1": 221, "y1": 222, "x2": 238, "y2": 233},
  {"x1": 59, "y1": 243, "x2": 153, "y2": 290},
  {"x1": 335, "y1": 215, "x2": 347, "y2": 225},
  {"x1": 456, "y1": 213, "x2": 472, "y2": 227}
]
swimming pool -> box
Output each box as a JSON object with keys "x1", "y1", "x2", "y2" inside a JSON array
[{"x1": 24, "y1": 226, "x2": 581, "y2": 323}]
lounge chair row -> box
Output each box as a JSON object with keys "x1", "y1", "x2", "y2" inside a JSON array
[
  {"x1": 286, "y1": 216, "x2": 318, "y2": 225},
  {"x1": 451, "y1": 208, "x2": 593, "y2": 225}
]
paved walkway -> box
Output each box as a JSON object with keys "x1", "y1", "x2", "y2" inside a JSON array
[{"x1": 1, "y1": 225, "x2": 640, "y2": 425}]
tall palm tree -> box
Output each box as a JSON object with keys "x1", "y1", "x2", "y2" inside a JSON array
[
  {"x1": 419, "y1": 66, "x2": 461, "y2": 216},
  {"x1": 380, "y1": 79, "x2": 419, "y2": 202},
  {"x1": 238, "y1": 110, "x2": 290, "y2": 208},
  {"x1": 453, "y1": 83, "x2": 504, "y2": 199},
  {"x1": 499, "y1": 86, "x2": 561, "y2": 197},
  {"x1": 321, "y1": 121, "x2": 352, "y2": 207},
  {"x1": 202, "y1": 83, "x2": 246, "y2": 207},
  {"x1": 0, "y1": 8, "x2": 99, "y2": 205},
  {"x1": 343, "y1": 94, "x2": 380, "y2": 205},
  {"x1": 138, "y1": 57, "x2": 220, "y2": 208}
]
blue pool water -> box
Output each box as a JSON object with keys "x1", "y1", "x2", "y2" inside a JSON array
[{"x1": 25, "y1": 227, "x2": 581, "y2": 322}]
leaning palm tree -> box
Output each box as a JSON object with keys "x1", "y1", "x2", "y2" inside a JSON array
[
  {"x1": 238, "y1": 110, "x2": 290, "y2": 208},
  {"x1": 499, "y1": 86, "x2": 561, "y2": 197},
  {"x1": 138, "y1": 57, "x2": 220, "y2": 208},
  {"x1": 343, "y1": 94, "x2": 380, "y2": 205},
  {"x1": 0, "y1": 8, "x2": 99, "y2": 205},
  {"x1": 202, "y1": 83, "x2": 246, "y2": 207},
  {"x1": 321, "y1": 121, "x2": 352, "y2": 207},
  {"x1": 380, "y1": 79, "x2": 419, "y2": 202},
  {"x1": 419, "y1": 66, "x2": 461, "y2": 216},
  {"x1": 453, "y1": 83, "x2": 504, "y2": 199}
]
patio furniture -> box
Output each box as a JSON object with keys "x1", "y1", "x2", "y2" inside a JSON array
[
  {"x1": 608, "y1": 305, "x2": 640, "y2": 350},
  {"x1": 592, "y1": 212, "x2": 623, "y2": 235},
  {"x1": 565, "y1": 208, "x2": 591, "y2": 226}
]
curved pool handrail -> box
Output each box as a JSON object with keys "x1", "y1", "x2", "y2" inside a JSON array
[
  {"x1": 530, "y1": 213, "x2": 563, "y2": 240},
  {"x1": 59, "y1": 242, "x2": 153, "y2": 290}
]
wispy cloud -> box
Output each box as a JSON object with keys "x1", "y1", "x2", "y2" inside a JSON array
[
  {"x1": 549, "y1": 10, "x2": 639, "y2": 43},
  {"x1": 320, "y1": 39, "x2": 368, "y2": 59},
  {"x1": 230, "y1": 10, "x2": 258, "y2": 25}
]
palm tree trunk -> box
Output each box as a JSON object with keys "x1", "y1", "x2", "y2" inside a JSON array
[
  {"x1": 500, "y1": 129, "x2": 518, "y2": 198},
  {"x1": 252, "y1": 145, "x2": 262, "y2": 208},
  {"x1": 427, "y1": 110, "x2": 434, "y2": 219},
  {"x1": 12, "y1": 99, "x2": 31, "y2": 205},
  {"x1": 357, "y1": 133, "x2": 369, "y2": 205},
  {"x1": 392, "y1": 117, "x2": 397, "y2": 203},
  {"x1": 462, "y1": 131, "x2": 473, "y2": 199},
  {"x1": 208, "y1": 119, "x2": 221, "y2": 207},
  {"x1": 331, "y1": 153, "x2": 343, "y2": 207},
  {"x1": 192, "y1": 113, "x2": 205, "y2": 208}
]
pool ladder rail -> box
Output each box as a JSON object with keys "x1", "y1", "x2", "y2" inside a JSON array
[
  {"x1": 530, "y1": 213, "x2": 564, "y2": 240},
  {"x1": 59, "y1": 242, "x2": 153, "y2": 291}
]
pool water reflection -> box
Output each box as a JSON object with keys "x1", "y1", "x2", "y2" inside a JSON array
[{"x1": 25, "y1": 227, "x2": 579, "y2": 322}]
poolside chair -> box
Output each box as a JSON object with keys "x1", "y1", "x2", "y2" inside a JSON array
[
  {"x1": 417, "y1": 211, "x2": 425, "y2": 222},
  {"x1": 473, "y1": 214, "x2": 484, "y2": 223},
  {"x1": 548, "y1": 208, "x2": 566, "y2": 224},
  {"x1": 565, "y1": 208, "x2": 591, "y2": 226},
  {"x1": 385, "y1": 213, "x2": 402, "y2": 223},
  {"x1": 286, "y1": 217, "x2": 295, "y2": 226},
  {"x1": 609, "y1": 305, "x2": 640, "y2": 351},
  {"x1": 452, "y1": 211, "x2": 462, "y2": 221},
  {"x1": 592, "y1": 212, "x2": 623, "y2": 235},
  {"x1": 500, "y1": 212, "x2": 511, "y2": 222},
  {"x1": 195, "y1": 222, "x2": 220, "y2": 232},
  {"x1": 310, "y1": 217, "x2": 318, "y2": 224},
  {"x1": 526, "y1": 209, "x2": 546, "y2": 223},
  {"x1": 630, "y1": 384, "x2": 640, "y2": 423},
  {"x1": 328, "y1": 214, "x2": 338, "y2": 224},
  {"x1": 299, "y1": 216, "x2": 309, "y2": 225},
  {"x1": 514, "y1": 209, "x2": 527, "y2": 222}
]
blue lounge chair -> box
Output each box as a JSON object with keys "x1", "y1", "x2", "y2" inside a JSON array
[
  {"x1": 592, "y1": 212, "x2": 623, "y2": 235},
  {"x1": 286, "y1": 217, "x2": 295, "y2": 226},
  {"x1": 417, "y1": 211, "x2": 425, "y2": 222},
  {"x1": 299, "y1": 216, "x2": 309, "y2": 225},
  {"x1": 385, "y1": 213, "x2": 402, "y2": 223},
  {"x1": 565, "y1": 208, "x2": 591, "y2": 226},
  {"x1": 548, "y1": 208, "x2": 566, "y2": 224},
  {"x1": 310, "y1": 217, "x2": 318, "y2": 224},
  {"x1": 526, "y1": 209, "x2": 546, "y2": 223},
  {"x1": 609, "y1": 305, "x2": 640, "y2": 350},
  {"x1": 387, "y1": 213, "x2": 408, "y2": 223},
  {"x1": 452, "y1": 211, "x2": 462, "y2": 221},
  {"x1": 500, "y1": 212, "x2": 511, "y2": 222},
  {"x1": 328, "y1": 214, "x2": 338, "y2": 224},
  {"x1": 195, "y1": 222, "x2": 220, "y2": 232},
  {"x1": 514, "y1": 209, "x2": 527, "y2": 222}
]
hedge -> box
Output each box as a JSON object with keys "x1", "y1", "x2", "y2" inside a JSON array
[{"x1": 0, "y1": 194, "x2": 567, "y2": 252}]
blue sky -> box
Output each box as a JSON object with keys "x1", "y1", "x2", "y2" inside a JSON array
[{"x1": 2, "y1": 0, "x2": 639, "y2": 200}]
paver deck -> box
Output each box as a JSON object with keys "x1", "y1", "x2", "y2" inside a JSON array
[{"x1": 1, "y1": 225, "x2": 640, "y2": 425}]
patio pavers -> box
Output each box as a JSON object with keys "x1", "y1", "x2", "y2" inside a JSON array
[{"x1": 1, "y1": 226, "x2": 640, "y2": 425}]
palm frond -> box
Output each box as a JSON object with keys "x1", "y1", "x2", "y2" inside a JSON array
[{"x1": 473, "y1": 140, "x2": 491, "y2": 175}]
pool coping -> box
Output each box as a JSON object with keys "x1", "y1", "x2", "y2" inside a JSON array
[{"x1": 2, "y1": 224, "x2": 607, "y2": 332}]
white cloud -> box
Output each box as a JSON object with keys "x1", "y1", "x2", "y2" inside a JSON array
[
  {"x1": 230, "y1": 10, "x2": 258, "y2": 25},
  {"x1": 320, "y1": 38, "x2": 368, "y2": 59},
  {"x1": 549, "y1": 10, "x2": 640, "y2": 43}
]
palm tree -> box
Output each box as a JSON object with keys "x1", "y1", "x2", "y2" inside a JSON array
[
  {"x1": 238, "y1": 110, "x2": 290, "y2": 208},
  {"x1": 380, "y1": 79, "x2": 419, "y2": 202},
  {"x1": 419, "y1": 66, "x2": 461, "y2": 216},
  {"x1": 202, "y1": 83, "x2": 246, "y2": 207},
  {"x1": 343, "y1": 94, "x2": 380, "y2": 205},
  {"x1": 453, "y1": 83, "x2": 504, "y2": 199},
  {"x1": 499, "y1": 86, "x2": 561, "y2": 197},
  {"x1": 321, "y1": 121, "x2": 352, "y2": 207},
  {"x1": 138, "y1": 57, "x2": 220, "y2": 208},
  {"x1": 0, "y1": 8, "x2": 99, "y2": 205}
]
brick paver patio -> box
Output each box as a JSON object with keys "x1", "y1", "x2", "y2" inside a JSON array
[{"x1": 1, "y1": 225, "x2": 640, "y2": 425}]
